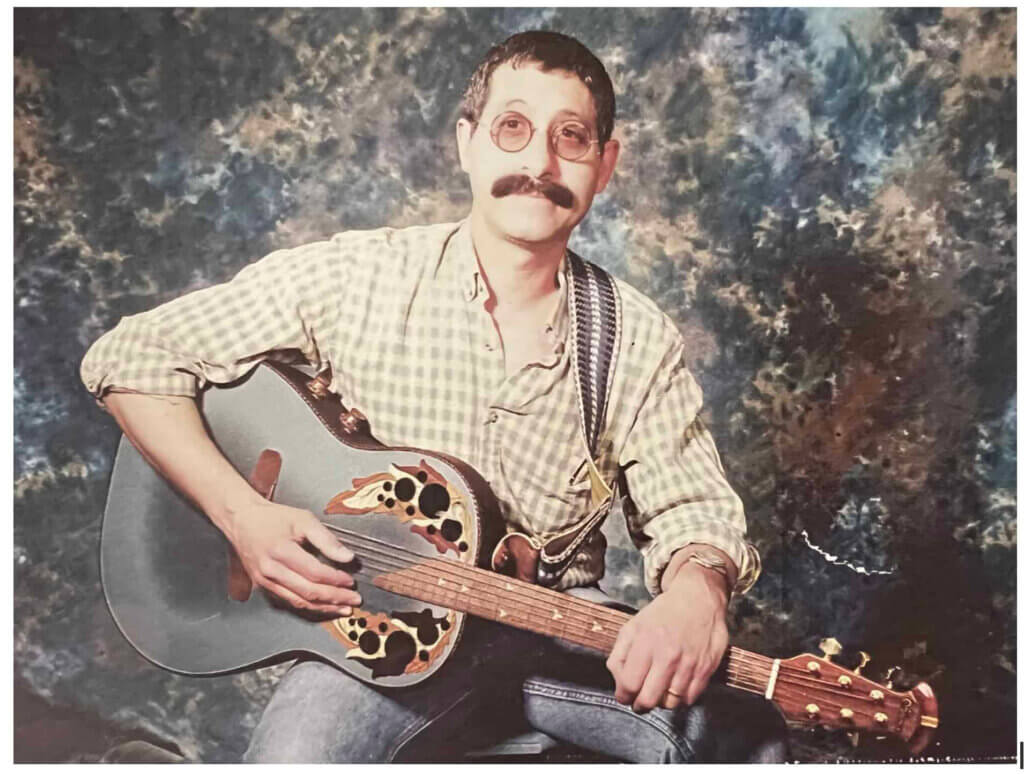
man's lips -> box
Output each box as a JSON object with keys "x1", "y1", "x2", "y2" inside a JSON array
[{"x1": 491, "y1": 175, "x2": 575, "y2": 209}]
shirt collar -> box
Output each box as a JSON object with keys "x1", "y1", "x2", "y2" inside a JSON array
[{"x1": 450, "y1": 220, "x2": 569, "y2": 345}]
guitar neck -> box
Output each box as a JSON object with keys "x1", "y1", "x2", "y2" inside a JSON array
[{"x1": 372, "y1": 556, "x2": 775, "y2": 698}]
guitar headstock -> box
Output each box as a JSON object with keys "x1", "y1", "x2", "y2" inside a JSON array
[{"x1": 769, "y1": 639, "x2": 939, "y2": 754}]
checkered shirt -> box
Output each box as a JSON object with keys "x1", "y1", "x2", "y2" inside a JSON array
[{"x1": 81, "y1": 220, "x2": 757, "y2": 596}]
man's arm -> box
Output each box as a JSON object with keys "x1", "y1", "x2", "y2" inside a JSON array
[
  {"x1": 607, "y1": 332, "x2": 755, "y2": 712},
  {"x1": 83, "y1": 237, "x2": 362, "y2": 613}
]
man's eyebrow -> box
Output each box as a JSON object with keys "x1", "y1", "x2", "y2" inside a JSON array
[
  {"x1": 495, "y1": 100, "x2": 596, "y2": 127},
  {"x1": 553, "y1": 108, "x2": 596, "y2": 127}
]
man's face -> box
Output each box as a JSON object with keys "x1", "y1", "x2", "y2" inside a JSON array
[{"x1": 456, "y1": 62, "x2": 619, "y2": 247}]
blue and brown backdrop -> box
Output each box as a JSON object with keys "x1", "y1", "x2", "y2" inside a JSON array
[{"x1": 13, "y1": 7, "x2": 1016, "y2": 763}]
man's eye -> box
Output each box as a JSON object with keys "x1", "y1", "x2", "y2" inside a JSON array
[
  {"x1": 498, "y1": 114, "x2": 528, "y2": 130},
  {"x1": 559, "y1": 125, "x2": 588, "y2": 142}
]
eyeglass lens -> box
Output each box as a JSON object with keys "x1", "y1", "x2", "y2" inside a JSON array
[{"x1": 490, "y1": 112, "x2": 595, "y2": 161}]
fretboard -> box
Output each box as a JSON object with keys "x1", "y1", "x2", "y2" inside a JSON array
[{"x1": 372, "y1": 557, "x2": 775, "y2": 698}]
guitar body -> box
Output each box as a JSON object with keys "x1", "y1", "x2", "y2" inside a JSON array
[{"x1": 100, "y1": 362, "x2": 502, "y2": 687}]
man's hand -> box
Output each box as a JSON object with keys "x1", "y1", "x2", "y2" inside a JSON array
[
  {"x1": 225, "y1": 496, "x2": 362, "y2": 616},
  {"x1": 606, "y1": 549, "x2": 731, "y2": 713}
]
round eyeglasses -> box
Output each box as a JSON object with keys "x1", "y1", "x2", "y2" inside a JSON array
[{"x1": 489, "y1": 111, "x2": 600, "y2": 161}]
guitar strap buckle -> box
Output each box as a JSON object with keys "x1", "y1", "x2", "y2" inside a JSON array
[{"x1": 535, "y1": 482, "x2": 616, "y2": 587}]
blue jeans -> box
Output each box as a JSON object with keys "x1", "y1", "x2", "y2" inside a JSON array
[{"x1": 244, "y1": 587, "x2": 788, "y2": 763}]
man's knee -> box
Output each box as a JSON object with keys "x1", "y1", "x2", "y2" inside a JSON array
[{"x1": 243, "y1": 660, "x2": 403, "y2": 763}]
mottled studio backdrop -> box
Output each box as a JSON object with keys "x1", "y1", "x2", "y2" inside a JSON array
[{"x1": 14, "y1": 7, "x2": 1016, "y2": 763}]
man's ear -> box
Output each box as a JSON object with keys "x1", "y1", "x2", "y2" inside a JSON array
[
  {"x1": 594, "y1": 137, "x2": 620, "y2": 194},
  {"x1": 456, "y1": 118, "x2": 475, "y2": 173}
]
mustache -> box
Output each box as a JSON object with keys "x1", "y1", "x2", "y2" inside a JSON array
[{"x1": 491, "y1": 175, "x2": 575, "y2": 209}]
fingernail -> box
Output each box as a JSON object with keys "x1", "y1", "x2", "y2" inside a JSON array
[
  {"x1": 353, "y1": 595, "x2": 362, "y2": 606},
  {"x1": 338, "y1": 606, "x2": 352, "y2": 616}
]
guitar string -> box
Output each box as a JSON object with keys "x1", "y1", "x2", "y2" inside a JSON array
[
  {"x1": 329, "y1": 524, "x2": 660, "y2": 644},
  {"x1": 324, "y1": 518, "x2": 779, "y2": 678},
  {"x1": 343, "y1": 539, "x2": 771, "y2": 703},
  {"x1": 323, "y1": 521, "x2": 777, "y2": 675},
  {"x1": 324, "y1": 532, "x2": 774, "y2": 687},
  {"x1": 335, "y1": 524, "x2": 774, "y2": 683},
  {"x1": 345, "y1": 551, "x2": 629, "y2": 655},
  {"x1": 365, "y1": 557, "x2": 774, "y2": 700},
  {"x1": 334, "y1": 532, "x2": 630, "y2": 640},
  {"x1": 323, "y1": 522, "x2": 632, "y2": 631},
  {"x1": 328, "y1": 529, "x2": 774, "y2": 678},
  {"x1": 340, "y1": 549, "x2": 620, "y2": 653},
  {"x1": 320, "y1": 532, "x2": 891, "y2": 719}
]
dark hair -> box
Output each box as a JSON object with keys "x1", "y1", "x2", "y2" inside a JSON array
[{"x1": 460, "y1": 30, "x2": 616, "y2": 147}]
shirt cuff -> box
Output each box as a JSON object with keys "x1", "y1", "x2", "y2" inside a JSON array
[{"x1": 642, "y1": 526, "x2": 759, "y2": 598}]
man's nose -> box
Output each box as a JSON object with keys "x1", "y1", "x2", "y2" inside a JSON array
[{"x1": 517, "y1": 129, "x2": 560, "y2": 177}]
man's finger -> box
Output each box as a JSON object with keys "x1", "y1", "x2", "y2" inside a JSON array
[
  {"x1": 264, "y1": 560, "x2": 362, "y2": 609},
  {"x1": 661, "y1": 689, "x2": 683, "y2": 710},
  {"x1": 262, "y1": 578, "x2": 348, "y2": 616},
  {"x1": 633, "y1": 652, "x2": 678, "y2": 713},
  {"x1": 665, "y1": 655, "x2": 697, "y2": 709},
  {"x1": 613, "y1": 645, "x2": 652, "y2": 706},
  {"x1": 684, "y1": 664, "x2": 710, "y2": 706},
  {"x1": 302, "y1": 518, "x2": 355, "y2": 564},
  {"x1": 276, "y1": 541, "x2": 354, "y2": 588},
  {"x1": 606, "y1": 623, "x2": 633, "y2": 672}
]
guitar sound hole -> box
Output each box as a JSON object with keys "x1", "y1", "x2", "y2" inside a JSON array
[
  {"x1": 358, "y1": 630, "x2": 380, "y2": 654},
  {"x1": 418, "y1": 484, "x2": 450, "y2": 519},
  {"x1": 440, "y1": 519, "x2": 462, "y2": 542},
  {"x1": 354, "y1": 631, "x2": 417, "y2": 678},
  {"x1": 394, "y1": 478, "x2": 416, "y2": 502}
]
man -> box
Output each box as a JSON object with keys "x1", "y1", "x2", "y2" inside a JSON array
[{"x1": 81, "y1": 30, "x2": 786, "y2": 762}]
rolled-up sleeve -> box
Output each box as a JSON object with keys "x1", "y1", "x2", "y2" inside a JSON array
[
  {"x1": 619, "y1": 334, "x2": 756, "y2": 597},
  {"x1": 80, "y1": 237, "x2": 346, "y2": 401}
]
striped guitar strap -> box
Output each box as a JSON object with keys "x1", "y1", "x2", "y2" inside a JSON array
[{"x1": 535, "y1": 251, "x2": 622, "y2": 587}]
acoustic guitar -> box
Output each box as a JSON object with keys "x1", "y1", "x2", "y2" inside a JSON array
[{"x1": 100, "y1": 362, "x2": 938, "y2": 753}]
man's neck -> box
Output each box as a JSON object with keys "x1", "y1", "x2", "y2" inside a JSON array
[{"x1": 469, "y1": 211, "x2": 565, "y2": 314}]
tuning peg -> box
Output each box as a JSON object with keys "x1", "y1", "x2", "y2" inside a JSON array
[
  {"x1": 818, "y1": 637, "x2": 842, "y2": 661},
  {"x1": 854, "y1": 651, "x2": 871, "y2": 675},
  {"x1": 884, "y1": 666, "x2": 902, "y2": 689}
]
